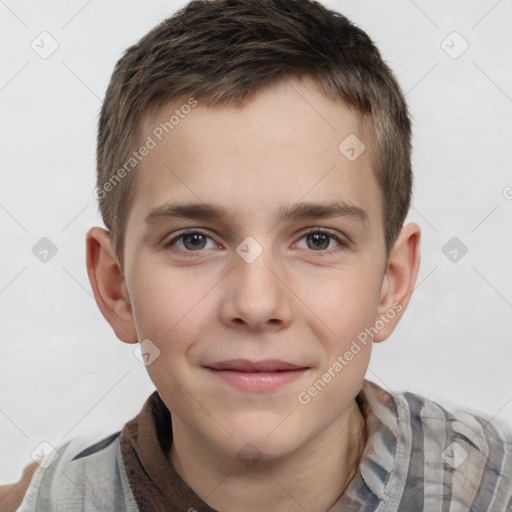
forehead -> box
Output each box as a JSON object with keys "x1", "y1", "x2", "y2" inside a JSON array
[{"x1": 126, "y1": 76, "x2": 382, "y2": 235}]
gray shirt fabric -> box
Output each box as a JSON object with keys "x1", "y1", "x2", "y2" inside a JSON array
[{"x1": 14, "y1": 380, "x2": 512, "y2": 511}]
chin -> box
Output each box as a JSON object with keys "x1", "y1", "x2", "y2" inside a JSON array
[{"x1": 220, "y1": 414, "x2": 307, "y2": 464}]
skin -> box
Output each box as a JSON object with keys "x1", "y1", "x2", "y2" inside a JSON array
[
  {"x1": 0, "y1": 460, "x2": 40, "y2": 512},
  {"x1": 85, "y1": 75, "x2": 421, "y2": 511}
]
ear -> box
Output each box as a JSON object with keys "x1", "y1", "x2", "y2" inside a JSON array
[
  {"x1": 85, "y1": 227, "x2": 138, "y2": 344},
  {"x1": 373, "y1": 222, "x2": 421, "y2": 343}
]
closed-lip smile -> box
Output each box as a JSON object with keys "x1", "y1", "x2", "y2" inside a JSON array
[{"x1": 204, "y1": 359, "x2": 309, "y2": 391}]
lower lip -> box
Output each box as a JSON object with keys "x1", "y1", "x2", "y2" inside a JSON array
[{"x1": 205, "y1": 368, "x2": 308, "y2": 391}]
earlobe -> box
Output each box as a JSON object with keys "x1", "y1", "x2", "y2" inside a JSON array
[
  {"x1": 85, "y1": 227, "x2": 138, "y2": 344},
  {"x1": 373, "y1": 222, "x2": 421, "y2": 343}
]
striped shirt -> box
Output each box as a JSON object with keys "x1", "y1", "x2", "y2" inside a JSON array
[{"x1": 13, "y1": 379, "x2": 512, "y2": 511}]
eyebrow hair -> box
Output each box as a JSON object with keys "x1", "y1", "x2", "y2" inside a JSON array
[{"x1": 142, "y1": 200, "x2": 370, "y2": 229}]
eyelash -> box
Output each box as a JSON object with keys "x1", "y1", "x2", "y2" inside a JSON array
[{"x1": 163, "y1": 228, "x2": 347, "y2": 257}]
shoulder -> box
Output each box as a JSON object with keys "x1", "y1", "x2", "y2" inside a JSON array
[
  {"x1": 397, "y1": 387, "x2": 512, "y2": 461},
  {"x1": 8, "y1": 431, "x2": 138, "y2": 512},
  {"x1": 0, "y1": 461, "x2": 40, "y2": 512},
  {"x1": 393, "y1": 386, "x2": 512, "y2": 508}
]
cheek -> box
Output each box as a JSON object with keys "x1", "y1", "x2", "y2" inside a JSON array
[
  {"x1": 129, "y1": 262, "x2": 208, "y2": 340},
  {"x1": 128, "y1": 265, "x2": 209, "y2": 403},
  {"x1": 311, "y1": 269, "x2": 381, "y2": 349},
  {"x1": 296, "y1": 277, "x2": 376, "y2": 419}
]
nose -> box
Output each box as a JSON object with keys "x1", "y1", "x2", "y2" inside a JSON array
[{"x1": 219, "y1": 241, "x2": 294, "y2": 332}]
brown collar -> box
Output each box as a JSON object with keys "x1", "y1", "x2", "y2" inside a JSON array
[{"x1": 121, "y1": 391, "x2": 216, "y2": 511}]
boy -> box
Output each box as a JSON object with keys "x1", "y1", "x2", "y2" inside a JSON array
[{"x1": 2, "y1": 0, "x2": 511, "y2": 510}]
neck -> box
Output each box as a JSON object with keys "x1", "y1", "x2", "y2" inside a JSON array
[{"x1": 168, "y1": 401, "x2": 366, "y2": 512}]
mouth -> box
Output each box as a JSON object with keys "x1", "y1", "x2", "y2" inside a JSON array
[{"x1": 203, "y1": 359, "x2": 310, "y2": 391}]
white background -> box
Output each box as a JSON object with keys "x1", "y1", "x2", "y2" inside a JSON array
[{"x1": 1, "y1": 0, "x2": 511, "y2": 483}]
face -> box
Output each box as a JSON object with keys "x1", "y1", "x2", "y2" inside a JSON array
[{"x1": 121, "y1": 76, "x2": 391, "y2": 461}]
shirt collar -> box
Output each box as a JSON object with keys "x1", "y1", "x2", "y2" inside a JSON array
[{"x1": 120, "y1": 379, "x2": 400, "y2": 511}]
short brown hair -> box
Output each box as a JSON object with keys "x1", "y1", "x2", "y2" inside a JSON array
[{"x1": 96, "y1": 0, "x2": 413, "y2": 269}]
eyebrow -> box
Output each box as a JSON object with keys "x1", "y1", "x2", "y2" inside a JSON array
[{"x1": 142, "y1": 200, "x2": 369, "y2": 230}]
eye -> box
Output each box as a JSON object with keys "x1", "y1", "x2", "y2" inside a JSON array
[
  {"x1": 295, "y1": 228, "x2": 346, "y2": 255},
  {"x1": 164, "y1": 230, "x2": 218, "y2": 253},
  {"x1": 163, "y1": 228, "x2": 347, "y2": 256}
]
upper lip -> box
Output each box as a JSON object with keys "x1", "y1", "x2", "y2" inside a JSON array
[{"x1": 205, "y1": 359, "x2": 307, "y2": 372}]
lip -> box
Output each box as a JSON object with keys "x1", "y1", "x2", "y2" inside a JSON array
[
  {"x1": 204, "y1": 359, "x2": 309, "y2": 391},
  {"x1": 206, "y1": 359, "x2": 305, "y2": 372}
]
